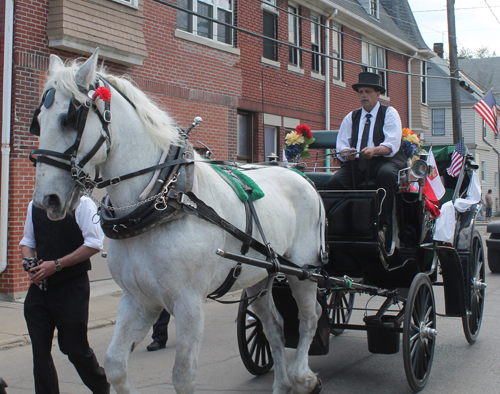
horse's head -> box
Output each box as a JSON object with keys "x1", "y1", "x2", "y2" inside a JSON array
[{"x1": 31, "y1": 49, "x2": 109, "y2": 219}]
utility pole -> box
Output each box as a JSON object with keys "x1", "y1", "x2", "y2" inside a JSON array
[{"x1": 447, "y1": 0, "x2": 462, "y2": 144}]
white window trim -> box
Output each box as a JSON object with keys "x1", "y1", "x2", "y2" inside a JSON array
[
  {"x1": 311, "y1": 71, "x2": 325, "y2": 81},
  {"x1": 331, "y1": 22, "x2": 342, "y2": 82},
  {"x1": 110, "y1": 0, "x2": 138, "y2": 8},
  {"x1": 311, "y1": 13, "x2": 321, "y2": 74},
  {"x1": 261, "y1": 57, "x2": 281, "y2": 68},
  {"x1": 288, "y1": 4, "x2": 300, "y2": 67},
  {"x1": 174, "y1": 29, "x2": 240, "y2": 55},
  {"x1": 288, "y1": 64, "x2": 304, "y2": 74}
]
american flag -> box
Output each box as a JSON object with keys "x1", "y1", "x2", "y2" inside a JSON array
[
  {"x1": 473, "y1": 91, "x2": 498, "y2": 134},
  {"x1": 446, "y1": 137, "x2": 466, "y2": 177}
]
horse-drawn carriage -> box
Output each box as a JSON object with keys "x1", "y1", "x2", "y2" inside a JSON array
[
  {"x1": 30, "y1": 49, "x2": 485, "y2": 394},
  {"x1": 233, "y1": 131, "x2": 486, "y2": 392}
]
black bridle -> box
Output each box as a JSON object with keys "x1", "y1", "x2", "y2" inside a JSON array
[{"x1": 29, "y1": 77, "x2": 112, "y2": 189}]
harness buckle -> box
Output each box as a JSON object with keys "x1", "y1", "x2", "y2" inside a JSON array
[
  {"x1": 178, "y1": 193, "x2": 197, "y2": 209},
  {"x1": 103, "y1": 110, "x2": 112, "y2": 123},
  {"x1": 109, "y1": 177, "x2": 121, "y2": 185}
]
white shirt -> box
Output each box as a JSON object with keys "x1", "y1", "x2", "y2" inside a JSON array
[
  {"x1": 20, "y1": 196, "x2": 104, "y2": 251},
  {"x1": 336, "y1": 102, "x2": 402, "y2": 161}
]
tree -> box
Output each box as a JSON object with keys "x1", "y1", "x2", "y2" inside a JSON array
[{"x1": 458, "y1": 46, "x2": 497, "y2": 58}]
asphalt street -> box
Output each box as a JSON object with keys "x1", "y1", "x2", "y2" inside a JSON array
[{"x1": 1, "y1": 222, "x2": 499, "y2": 393}]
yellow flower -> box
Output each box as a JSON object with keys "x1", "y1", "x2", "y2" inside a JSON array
[
  {"x1": 406, "y1": 134, "x2": 420, "y2": 145},
  {"x1": 285, "y1": 131, "x2": 305, "y2": 146}
]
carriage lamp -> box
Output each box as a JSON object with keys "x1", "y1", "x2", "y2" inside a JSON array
[{"x1": 411, "y1": 159, "x2": 430, "y2": 179}]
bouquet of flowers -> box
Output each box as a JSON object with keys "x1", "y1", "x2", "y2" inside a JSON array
[
  {"x1": 401, "y1": 127, "x2": 421, "y2": 159},
  {"x1": 283, "y1": 124, "x2": 316, "y2": 162}
]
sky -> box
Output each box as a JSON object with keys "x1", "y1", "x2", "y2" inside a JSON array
[{"x1": 407, "y1": 0, "x2": 500, "y2": 57}]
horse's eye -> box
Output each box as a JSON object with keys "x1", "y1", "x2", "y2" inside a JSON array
[{"x1": 60, "y1": 114, "x2": 70, "y2": 129}]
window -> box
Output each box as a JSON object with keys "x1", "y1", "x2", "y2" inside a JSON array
[
  {"x1": 432, "y1": 109, "x2": 445, "y2": 135},
  {"x1": 111, "y1": 0, "x2": 138, "y2": 8},
  {"x1": 331, "y1": 22, "x2": 341, "y2": 80},
  {"x1": 421, "y1": 61, "x2": 427, "y2": 104},
  {"x1": 370, "y1": 0, "x2": 379, "y2": 18},
  {"x1": 264, "y1": 126, "x2": 278, "y2": 161},
  {"x1": 237, "y1": 112, "x2": 253, "y2": 161},
  {"x1": 263, "y1": 11, "x2": 277, "y2": 61},
  {"x1": 495, "y1": 172, "x2": 498, "y2": 189},
  {"x1": 177, "y1": 0, "x2": 233, "y2": 45},
  {"x1": 362, "y1": 42, "x2": 386, "y2": 93},
  {"x1": 311, "y1": 14, "x2": 321, "y2": 73},
  {"x1": 288, "y1": 5, "x2": 300, "y2": 66},
  {"x1": 482, "y1": 161, "x2": 486, "y2": 181}
]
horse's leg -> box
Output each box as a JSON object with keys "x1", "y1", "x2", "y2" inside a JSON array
[
  {"x1": 246, "y1": 280, "x2": 291, "y2": 394},
  {"x1": 171, "y1": 293, "x2": 206, "y2": 394},
  {"x1": 287, "y1": 276, "x2": 321, "y2": 394},
  {"x1": 105, "y1": 292, "x2": 157, "y2": 394}
]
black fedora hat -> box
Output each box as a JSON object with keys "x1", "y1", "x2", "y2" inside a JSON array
[{"x1": 352, "y1": 72, "x2": 385, "y2": 94}]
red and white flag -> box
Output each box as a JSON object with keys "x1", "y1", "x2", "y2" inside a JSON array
[
  {"x1": 423, "y1": 148, "x2": 445, "y2": 202},
  {"x1": 473, "y1": 91, "x2": 498, "y2": 134}
]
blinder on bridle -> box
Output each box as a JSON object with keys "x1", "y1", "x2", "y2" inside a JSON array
[{"x1": 29, "y1": 78, "x2": 111, "y2": 189}]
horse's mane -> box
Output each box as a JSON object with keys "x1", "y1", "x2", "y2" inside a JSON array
[{"x1": 44, "y1": 60, "x2": 181, "y2": 149}]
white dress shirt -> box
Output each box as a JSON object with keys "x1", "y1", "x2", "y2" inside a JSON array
[
  {"x1": 336, "y1": 102, "x2": 402, "y2": 161},
  {"x1": 20, "y1": 196, "x2": 104, "y2": 251}
]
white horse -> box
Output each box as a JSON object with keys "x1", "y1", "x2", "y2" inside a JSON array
[{"x1": 31, "y1": 49, "x2": 326, "y2": 394}]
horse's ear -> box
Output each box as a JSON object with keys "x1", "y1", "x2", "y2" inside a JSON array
[
  {"x1": 49, "y1": 55, "x2": 65, "y2": 77},
  {"x1": 75, "y1": 48, "x2": 99, "y2": 88}
]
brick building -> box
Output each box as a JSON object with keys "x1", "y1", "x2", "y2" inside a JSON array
[{"x1": 0, "y1": 0, "x2": 432, "y2": 298}]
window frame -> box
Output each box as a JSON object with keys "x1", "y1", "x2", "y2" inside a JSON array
[
  {"x1": 432, "y1": 108, "x2": 445, "y2": 136},
  {"x1": 481, "y1": 161, "x2": 486, "y2": 181},
  {"x1": 370, "y1": 0, "x2": 379, "y2": 19},
  {"x1": 288, "y1": 5, "x2": 300, "y2": 67},
  {"x1": 110, "y1": 0, "x2": 138, "y2": 8},
  {"x1": 331, "y1": 22, "x2": 342, "y2": 81},
  {"x1": 311, "y1": 14, "x2": 321, "y2": 74},
  {"x1": 264, "y1": 126, "x2": 278, "y2": 162},
  {"x1": 421, "y1": 61, "x2": 427, "y2": 105},
  {"x1": 237, "y1": 111, "x2": 253, "y2": 161},
  {"x1": 176, "y1": 0, "x2": 234, "y2": 46},
  {"x1": 361, "y1": 41, "x2": 386, "y2": 94},
  {"x1": 263, "y1": 10, "x2": 278, "y2": 61}
]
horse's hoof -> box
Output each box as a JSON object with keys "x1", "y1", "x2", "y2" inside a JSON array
[{"x1": 308, "y1": 378, "x2": 322, "y2": 394}]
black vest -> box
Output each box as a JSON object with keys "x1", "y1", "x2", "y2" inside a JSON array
[
  {"x1": 351, "y1": 104, "x2": 407, "y2": 168},
  {"x1": 32, "y1": 206, "x2": 91, "y2": 285}
]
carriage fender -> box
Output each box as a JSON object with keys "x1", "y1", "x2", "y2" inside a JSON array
[
  {"x1": 434, "y1": 245, "x2": 467, "y2": 317},
  {"x1": 486, "y1": 222, "x2": 500, "y2": 251}
]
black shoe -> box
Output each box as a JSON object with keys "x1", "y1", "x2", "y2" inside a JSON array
[{"x1": 147, "y1": 341, "x2": 166, "y2": 351}]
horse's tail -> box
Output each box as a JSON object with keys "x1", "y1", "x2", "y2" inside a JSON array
[{"x1": 316, "y1": 189, "x2": 328, "y2": 267}]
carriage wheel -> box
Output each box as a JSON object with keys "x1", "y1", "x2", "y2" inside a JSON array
[
  {"x1": 327, "y1": 290, "x2": 355, "y2": 336},
  {"x1": 236, "y1": 291, "x2": 274, "y2": 376},
  {"x1": 403, "y1": 273, "x2": 437, "y2": 392},
  {"x1": 462, "y1": 233, "x2": 486, "y2": 344}
]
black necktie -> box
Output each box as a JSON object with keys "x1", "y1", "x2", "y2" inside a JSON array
[{"x1": 358, "y1": 113, "x2": 371, "y2": 171}]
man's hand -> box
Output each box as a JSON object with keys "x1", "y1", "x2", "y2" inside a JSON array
[
  {"x1": 361, "y1": 145, "x2": 392, "y2": 160},
  {"x1": 361, "y1": 147, "x2": 376, "y2": 160},
  {"x1": 341, "y1": 148, "x2": 358, "y2": 161},
  {"x1": 29, "y1": 260, "x2": 56, "y2": 285}
]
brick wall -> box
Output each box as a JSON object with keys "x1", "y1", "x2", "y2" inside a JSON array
[{"x1": 0, "y1": 0, "x2": 410, "y2": 297}]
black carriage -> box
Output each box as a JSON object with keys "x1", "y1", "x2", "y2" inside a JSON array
[{"x1": 232, "y1": 130, "x2": 486, "y2": 392}]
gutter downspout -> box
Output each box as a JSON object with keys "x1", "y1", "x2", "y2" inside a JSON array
[
  {"x1": 1, "y1": 0, "x2": 15, "y2": 274},
  {"x1": 325, "y1": 9, "x2": 337, "y2": 171}
]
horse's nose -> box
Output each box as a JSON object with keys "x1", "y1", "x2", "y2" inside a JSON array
[{"x1": 42, "y1": 194, "x2": 62, "y2": 211}]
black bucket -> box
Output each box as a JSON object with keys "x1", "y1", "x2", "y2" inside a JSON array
[{"x1": 364, "y1": 315, "x2": 401, "y2": 354}]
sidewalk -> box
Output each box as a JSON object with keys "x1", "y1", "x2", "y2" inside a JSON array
[{"x1": 0, "y1": 279, "x2": 122, "y2": 350}]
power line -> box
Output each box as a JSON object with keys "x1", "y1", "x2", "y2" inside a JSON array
[{"x1": 483, "y1": 0, "x2": 500, "y2": 25}]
